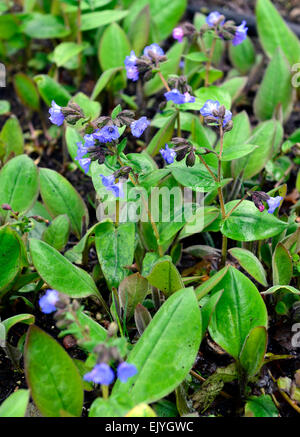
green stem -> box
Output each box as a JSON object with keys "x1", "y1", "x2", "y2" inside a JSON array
[{"x1": 101, "y1": 384, "x2": 109, "y2": 399}]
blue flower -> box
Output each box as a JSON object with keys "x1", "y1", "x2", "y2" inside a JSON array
[
  {"x1": 160, "y1": 144, "x2": 176, "y2": 164},
  {"x1": 75, "y1": 141, "x2": 88, "y2": 160},
  {"x1": 78, "y1": 157, "x2": 91, "y2": 174},
  {"x1": 200, "y1": 99, "x2": 220, "y2": 117},
  {"x1": 100, "y1": 174, "x2": 124, "y2": 198},
  {"x1": 144, "y1": 43, "x2": 164, "y2": 58},
  {"x1": 206, "y1": 11, "x2": 225, "y2": 27},
  {"x1": 124, "y1": 50, "x2": 139, "y2": 81},
  {"x1": 172, "y1": 27, "x2": 184, "y2": 42},
  {"x1": 164, "y1": 89, "x2": 195, "y2": 104},
  {"x1": 223, "y1": 109, "x2": 232, "y2": 127},
  {"x1": 83, "y1": 134, "x2": 95, "y2": 148},
  {"x1": 200, "y1": 100, "x2": 232, "y2": 127},
  {"x1": 266, "y1": 196, "x2": 283, "y2": 214},
  {"x1": 117, "y1": 362, "x2": 137, "y2": 383},
  {"x1": 39, "y1": 289, "x2": 59, "y2": 314},
  {"x1": 49, "y1": 100, "x2": 64, "y2": 126},
  {"x1": 232, "y1": 20, "x2": 248, "y2": 46},
  {"x1": 130, "y1": 116, "x2": 150, "y2": 137},
  {"x1": 84, "y1": 363, "x2": 115, "y2": 386},
  {"x1": 96, "y1": 125, "x2": 120, "y2": 143}
]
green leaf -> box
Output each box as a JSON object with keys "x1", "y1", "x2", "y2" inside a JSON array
[
  {"x1": 146, "y1": 258, "x2": 184, "y2": 297},
  {"x1": 98, "y1": 23, "x2": 130, "y2": 87},
  {"x1": 0, "y1": 14, "x2": 20, "y2": 39},
  {"x1": 13, "y1": 73, "x2": 40, "y2": 111},
  {"x1": 245, "y1": 395, "x2": 278, "y2": 417},
  {"x1": 233, "y1": 120, "x2": 283, "y2": 178},
  {"x1": 91, "y1": 67, "x2": 123, "y2": 100},
  {"x1": 21, "y1": 13, "x2": 70, "y2": 39},
  {"x1": 208, "y1": 266, "x2": 268, "y2": 359},
  {"x1": 194, "y1": 86, "x2": 232, "y2": 110},
  {"x1": 0, "y1": 389, "x2": 30, "y2": 417},
  {"x1": 89, "y1": 396, "x2": 133, "y2": 417},
  {"x1": 239, "y1": 326, "x2": 267, "y2": 377},
  {"x1": 72, "y1": 92, "x2": 101, "y2": 120},
  {"x1": 51, "y1": 42, "x2": 88, "y2": 68},
  {"x1": 123, "y1": 0, "x2": 187, "y2": 42},
  {"x1": 81, "y1": 10, "x2": 129, "y2": 31},
  {"x1": 112, "y1": 287, "x2": 202, "y2": 405},
  {"x1": 220, "y1": 77, "x2": 248, "y2": 102},
  {"x1": 29, "y1": 239, "x2": 101, "y2": 299},
  {"x1": 229, "y1": 247, "x2": 268, "y2": 286},
  {"x1": 128, "y1": 5, "x2": 150, "y2": 55},
  {"x1": 221, "y1": 144, "x2": 258, "y2": 161},
  {"x1": 222, "y1": 200, "x2": 288, "y2": 242},
  {"x1": 39, "y1": 168, "x2": 89, "y2": 239},
  {"x1": 184, "y1": 52, "x2": 208, "y2": 63},
  {"x1": 0, "y1": 100, "x2": 10, "y2": 115},
  {"x1": 0, "y1": 155, "x2": 38, "y2": 222},
  {"x1": 254, "y1": 48, "x2": 294, "y2": 122},
  {"x1": 256, "y1": 0, "x2": 300, "y2": 65},
  {"x1": 95, "y1": 221, "x2": 135, "y2": 290},
  {"x1": 42, "y1": 214, "x2": 70, "y2": 251},
  {"x1": 146, "y1": 111, "x2": 177, "y2": 156},
  {"x1": 0, "y1": 116, "x2": 24, "y2": 161},
  {"x1": 272, "y1": 243, "x2": 293, "y2": 286},
  {"x1": 118, "y1": 273, "x2": 150, "y2": 320},
  {"x1": 144, "y1": 42, "x2": 184, "y2": 96},
  {"x1": 228, "y1": 36, "x2": 256, "y2": 74},
  {"x1": 34, "y1": 74, "x2": 71, "y2": 107},
  {"x1": 2, "y1": 314, "x2": 35, "y2": 339},
  {"x1": 196, "y1": 266, "x2": 230, "y2": 300},
  {"x1": 171, "y1": 164, "x2": 218, "y2": 192},
  {"x1": 0, "y1": 228, "x2": 24, "y2": 294},
  {"x1": 262, "y1": 285, "x2": 300, "y2": 295},
  {"x1": 65, "y1": 126, "x2": 87, "y2": 174},
  {"x1": 24, "y1": 325, "x2": 83, "y2": 417}
]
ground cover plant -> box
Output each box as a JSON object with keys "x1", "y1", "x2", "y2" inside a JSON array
[{"x1": 0, "y1": 0, "x2": 300, "y2": 418}]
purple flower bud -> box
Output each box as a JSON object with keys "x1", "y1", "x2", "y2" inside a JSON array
[
  {"x1": 83, "y1": 363, "x2": 115, "y2": 385},
  {"x1": 117, "y1": 362, "x2": 137, "y2": 383},
  {"x1": 100, "y1": 174, "x2": 124, "y2": 198},
  {"x1": 160, "y1": 144, "x2": 176, "y2": 164},
  {"x1": 124, "y1": 50, "x2": 139, "y2": 82},
  {"x1": 39, "y1": 289, "x2": 59, "y2": 314},
  {"x1": 49, "y1": 100, "x2": 65, "y2": 126},
  {"x1": 130, "y1": 116, "x2": 150, "y2": 137},
  {"x1": 232, "y1": 20, "x2": 248, "y2": 46},
  {"x1": 172, "y1": 27, "x2": 184, "y2": 42},
  {"x1": 143, "y1": 43, "x2": 164, "y2": 58},
  {"x1": 266, "y1": 196, "x2": 283, "y2": 214},
  {"x1": 206, "y1": 11, "x2": 225, "y2": 27},
  {"x1": 164, "y1": 88, "x2": 195, "y2": 104}
]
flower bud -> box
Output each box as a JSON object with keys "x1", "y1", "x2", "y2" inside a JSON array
[
  {"x1": 107, "y1": 322, "x2": 119, "y2": 337},
  {"x1": 186, "y1": 150, "x2": 196, "y2": 167}
]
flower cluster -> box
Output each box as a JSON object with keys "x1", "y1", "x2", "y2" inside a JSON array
[
  {"x1": 165, "y1": 75, "x2": 195, "y2": 105},
  {"x1": 84, "y1": 361, "x2": 137, "y2": 385},
  {"x1": 252, "y1": 192, "x2": 283, "y2": 214},
  {"x1": 160, "y1": 138, "x2": 196, "y2": 167},
  {"x1": 173, "y1": 11, "x2": 248, "y2": 47},
  {"x1": 200, "y1": 99, "x2": 232, "y2": 129},
  {"x1": 49, "y1": 101, "x2": 84, "y2": 126},
  {"x1": 125, "y1": 43, "x2": 166, "y2": 82}
]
